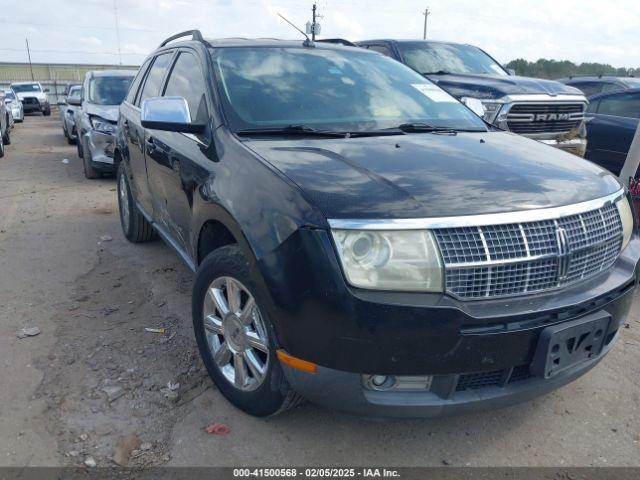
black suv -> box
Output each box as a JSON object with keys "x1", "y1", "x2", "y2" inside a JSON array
[{"x1": 116, "y1": 31, "x2": 639, "y2": 417}]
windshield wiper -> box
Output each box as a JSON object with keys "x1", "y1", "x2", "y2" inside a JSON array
[
  {"x1": 391, "y1": 123, "x2": 486, "y2": 134},
  {"x1": 235, "y1": 124, "x2": 349, "y2": 138},
  {"x1": 421, "y1": 70, "x2": 452, "y2": 75}
]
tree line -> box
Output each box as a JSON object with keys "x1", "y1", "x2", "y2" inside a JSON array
[{"x1": 505, "y1": 58, "x2": 637, "y2": 79}]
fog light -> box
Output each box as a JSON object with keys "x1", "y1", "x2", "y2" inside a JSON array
[{"x1": 371, "y1": 375, "x2": 387, "y2": 386}]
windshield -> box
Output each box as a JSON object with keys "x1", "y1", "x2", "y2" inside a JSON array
[
  {"x1": 88, "y1": 76, "x2": 133, "y2": 105},
  {"x1": 623, "y1": 78, "x2": 640, "y2": 88},
  {"x1": 4, "y1": 90, "x2": 16, "y2": 100},
  {"x1": 214, "y1": 47, "x2": 486, "y2": 132},
  {"x1": 68, "y1": 86, "x2": 81, "y2": 100},
  {"x1": 12, "y1": 83, "x2": 42, "y2": 93},
  {"x1": 397, "y1": 42, "x2": 508, "y2": 76}
]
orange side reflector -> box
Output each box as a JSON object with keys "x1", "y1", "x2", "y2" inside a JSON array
[{"x1": 276, "y1": 350, "x2": 318, "y2": 374}]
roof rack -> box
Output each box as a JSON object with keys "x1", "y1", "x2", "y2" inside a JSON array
[
  {"x1": 317, "y1": 38, "x2": 358, "y2": 47},
  {"x1": 159, "y1": 30, "x2": 207, "y2": 48}
]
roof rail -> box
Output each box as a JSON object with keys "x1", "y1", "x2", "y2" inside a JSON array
[
  {"x1": 159, "y1": 30, "x2": 206, "y2": 48},
  {"x1": 317, "y1": 38, "x2": 358, "y2": 47}
]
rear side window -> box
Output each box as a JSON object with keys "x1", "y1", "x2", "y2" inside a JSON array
[
  {"x1": 163, "y1": 52, "x2": 208, "y2": 122},
  {"x1": 367, "y1": 44, "x2": 392, "y2": 57},
  {"x1": 137, "y1": 53, "x2": 173, "y2": 106},
  {"x1": 597, "y1": 92, "x2": 640, "y2": 118},
  {"x1": 572, "y1": 82, "x2": 603, "y2": 97},
  {"x1": 126, "y1": 59, "x2": 151, "y2": 104}
]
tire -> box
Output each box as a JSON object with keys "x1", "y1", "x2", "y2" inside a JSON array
[
  {"x1": 43, "y1": 106, "x2": 51, "y2": 116},
  {"x1": 0, "y1": 134, "x2": 4, "y2": 158},
  {"x1": 2, "y1": 123, "x2": 10, "y2": 146},
  {"x1": 67, "y1": 135, "x2": 75, "y2": 145},
  {"x1": 117, "y1": 163, "x2": 156, "y2": 243},
  {"x1": 77, "y1": 136, "x2": 83, "y2": 158},
  {"x1": 82, "y1": 139, "x2": 99, "y2": 179},
  {"x1": 193, "y1": 245, "x2": 304, "y2": 417}
]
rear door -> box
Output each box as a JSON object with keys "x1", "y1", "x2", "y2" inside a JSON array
[
  {"x1": 586, "y1": 91, "x2": 640, "y2": 175},
  {"x1": 145, "y1": 48, "x2": 213, "y2": 257}
]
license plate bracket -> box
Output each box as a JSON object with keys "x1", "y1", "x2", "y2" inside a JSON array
[{"x1": 530, "y1": 311, "x2": 611, "y2": 379}]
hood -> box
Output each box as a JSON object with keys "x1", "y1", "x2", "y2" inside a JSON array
[
  {"x1": 15, "y1": 91, "x2": 48, "y2": 102},
  {"x1": 427, "y1": 73, "x2": 584, "y2": 99},
  {"x1": 244, "y1": 132, "x2": 620, "y2": 219},
  {"x1": 84, "y1": 103, "x2": 119, "y2": 122}
]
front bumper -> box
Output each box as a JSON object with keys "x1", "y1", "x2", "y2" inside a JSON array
[
  {"x1": 10, "y1": 105, "x2": 23, "y2": 121},
  {"x1": 259, "y1": 230, "x2": 640, "y2": 416},
  {"x1": 84, "y1": 130, "x2": 116, "y2": 171},
  {"x1": 539, "y1": 137, "x2": 587, "y2": 157},
  {"x1": 21, "y1": 98, "x2": 48, "y2": 113}
]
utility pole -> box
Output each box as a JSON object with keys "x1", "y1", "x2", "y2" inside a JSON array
[
  {"x1": 311, "y1": 3, "x2": 322, "y2": 41},
  {"x1": 113, "y1": 0, "x2": 123, "y2": 65},
  {"x1": 423, "y1": 7, "x2": 430, "y2": 40},
  {"x1": 25, "y1": 38, "x2": 34, "y2": 80}
]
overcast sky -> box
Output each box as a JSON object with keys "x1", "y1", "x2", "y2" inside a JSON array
[{"x1": 2, "y1": 0, "x2": 638, "y2": 67}]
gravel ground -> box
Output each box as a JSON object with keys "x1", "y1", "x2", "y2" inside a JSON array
[{"x1": 1, "y1": 114, "x2": 639, "y2": 469}]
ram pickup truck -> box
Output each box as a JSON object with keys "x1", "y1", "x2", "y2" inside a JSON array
[{"x1": 358, "y1": 39, "x2": 589, "y2": 156}]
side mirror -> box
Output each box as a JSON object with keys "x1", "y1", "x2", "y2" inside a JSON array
[
  {"x1": 67, "y1": 97, "x2": 81, "y2": 106},
  {"x1": 461, "y1": 97, "x2": 485, "y2": 118},
  {"x1": 141, "y1": 96, "x2": 205, "y2": 133},
  {"x1": 507, "y1": 68, "x2": 516, "y2": 76}
]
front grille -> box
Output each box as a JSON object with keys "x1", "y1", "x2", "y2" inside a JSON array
[
  {"x1": 22, "y1": 97, "x2": 39, "y2": 105},
  {"x1": 434, "y1": 202, "x2": 623, "y2": 300},
  {"x1": 506, "y1": 102, "x2": 584, "y2": 135}
]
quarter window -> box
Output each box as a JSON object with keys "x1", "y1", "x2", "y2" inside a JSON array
[
  {"x1": 163, "y1": 52, "x2": 208, "y2": 122},
  {"x1": 137, "y1": 53, "x2": 173, "y2": 106}
]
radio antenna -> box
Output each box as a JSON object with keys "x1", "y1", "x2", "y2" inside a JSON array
[{"x1": 277, "y1": 13, "x2": 314, "y2": 47}]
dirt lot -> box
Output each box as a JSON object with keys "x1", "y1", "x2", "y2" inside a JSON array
[{"x1": 1, "y1": 114, "x2": 640, "y2": 469}]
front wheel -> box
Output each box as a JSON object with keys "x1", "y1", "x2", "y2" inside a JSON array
[
  {"x1": 0, "y1": 134, "x2": 4, "y2": 158},
  {"x1": 193, "y1": 245, "x2": 304, "y2": 416},
  {"x1": 82, "y1": 140, "x2": 99, "y2": 179},
  {"x1": 2, "y1": 122, "x2": 10, "y2": 145},
  {"x1": 43, "y1": 106, "x2": 51, "y2": 116}
]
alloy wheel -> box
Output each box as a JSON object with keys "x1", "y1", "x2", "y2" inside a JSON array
[{"x1": 202, "y1": 276, "x2": 270, "y2": 391}]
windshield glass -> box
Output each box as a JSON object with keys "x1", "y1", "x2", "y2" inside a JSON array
[
  {"x1": 12, "y1": 83, "x2": 42, "y2": 93},
  {"x1": 88, "y1": 76, "x2": 133, "y2": 105},
  {"x1": 214, "y1": 47, "x2": 486, "y2": 132},
  {"x1": 397, "y1": 42, "x2": 508, "y2": 76},
  {"x1": 4, "y1": 90, "x2": 16, "y2": 100}
]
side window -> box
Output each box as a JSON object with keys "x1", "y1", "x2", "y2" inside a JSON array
[
  {"x1": 597, "y1": 93, "x2": 640, "y2": 118},
  {"x1": 573, "y1": 82, "x2": 603, "y2": 97},
  {"x1": 367, "y1": 44, "x2": 392, "y2": 57},
  {"x1": 163, "y1": 52, "x2": 208, "y2": 122},
  {"x1": 586, "y1": 100, "x2": 599, "y2": 113},
  {"x1": 137, "y1": 53, "x2": 173, "y2": 106},
  {"x1": 601, "y1": 82, "x2": 623, "y2": 93},
  {"x1": 126, "y1": 59, "x2": 151, "y2": 104}
]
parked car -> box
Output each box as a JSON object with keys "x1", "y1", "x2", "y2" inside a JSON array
[
  {"x1": 75, "y1": 70, "x2": 135, "y2": 178},
  {"x1": 584, "y1": 88, "x2": 640, "y2": 176},
  {"x1": 116, "y1": 31, "x2": 638, "y2": 418},
  {"x1": 59, "y1": 85, "x2": 82, "y2": 144},
  {"x1": 4, "y1": 89, "x2": 23, "y2": 123},
  {"x1": 0, "y1": 91, "x2": 10, "y2": 157},
  {"x1": 357, "y1": 40, "x2": 589, "y2": 156},
  {"x1": 558, "y1": 75, "x2": 640, "y2": 97},
  {"x1": 10, "y1": 81, "x2": 50, "y2": 116}
]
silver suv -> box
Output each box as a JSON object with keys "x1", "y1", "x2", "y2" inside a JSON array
[
  {"x1": 10, "y1": 81, "x2": 50, "y2": 116},
  {"x1": 75, "y1": 70, "x2": 135, "y2": 178}
]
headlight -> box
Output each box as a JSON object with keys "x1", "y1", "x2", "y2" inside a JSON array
[
  {"x1": 331, "y1": 229, "x2": 443, "y2": 291},
  {"x1": 480, "y1": 101, "x2": 502, "y2": 123},
  {"x1": 616, "y1": 197, "x2": 634, "y2": 251},
  {"x1": 90, "y1": 116, "x2": 116, "y2": 135}
]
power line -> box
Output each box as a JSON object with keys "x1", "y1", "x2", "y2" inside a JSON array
[
  {"x1": 0, "y1": 47, "x2": 146, "y2": 56},
  {"x1": 0, "y1": 20, "x2": 159, "y2": 32}
]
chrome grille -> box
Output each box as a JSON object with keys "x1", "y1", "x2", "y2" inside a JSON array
[
  {"x1": 506, "y1": 103, "x2": 585, "y2": 135},
  {"x1": 434, "y1": 203, "x2": 623, "y2": 299}
]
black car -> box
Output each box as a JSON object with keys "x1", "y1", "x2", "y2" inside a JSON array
[
  {"x1": 585, "y1": 88, "x2": 640, "y2": 176},
  {"x1": 115, "y1": 31, "x2": 639, "y2": 417},
  {"x1": 558, "y1": 76, "x2": 640, "y2": 97}
]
